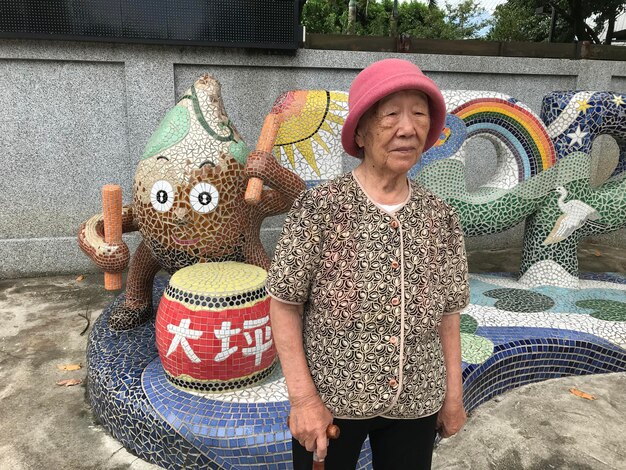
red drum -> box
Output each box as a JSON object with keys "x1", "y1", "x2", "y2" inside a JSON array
[{"x1": 155, "y1": 262, "x2": 275, "y2": 392}]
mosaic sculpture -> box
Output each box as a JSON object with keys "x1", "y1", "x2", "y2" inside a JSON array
[
  {"x1": 520, "y1": 91, "x2": 626, "y2": 287},
  {"x1": 84, "y1": 78, "x2": 356, "y2": 468},
  {"x1": 78, "y1": 74, "x2": 305, "y2": 330},
  {"x1": 84, "y1": 77, "x2": 626, "y2": 469},
  {"x1": 415, "y1": 90, "x2": 626, "y2": 288}
]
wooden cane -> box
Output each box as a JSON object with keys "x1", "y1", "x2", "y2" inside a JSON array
[
  {"x1": 244, "y1": 113, "x2": 280, "y2": 205},
  {"x1": 288, "y1": 417, "x2": 340, "y2": 470},
  {"x1": 313, "y1": 423, "x2": 340, "y2": 470},
  {"x1": 102, "y1": 184, "x2": 123, "y2": 290}
]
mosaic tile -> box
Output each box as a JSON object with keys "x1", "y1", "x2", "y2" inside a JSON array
[
  {"x1": 80, "y1": 74, "x2": 308, "y2": 331},
  {"x1": 155, "y1": 262, "x2": 276, "y2": 393},
  {"x1": 415, "y1": 90, "x2": 625, "y2": 288},
  {"x1": 575, "y1": 299, "x2": 626, "y2": 322},
  {"x1": 483, "y1": 288, "x2": 555, "y2": 313},
  {"x1": 460, "y1": 313, "x2": 478, "y2": 334},
  {"x1": 460, "y1": 333, "x2": 494, "y2": 365},
  {"x1": 80, "y1": 81, "x2": 626, "y2": 316}
]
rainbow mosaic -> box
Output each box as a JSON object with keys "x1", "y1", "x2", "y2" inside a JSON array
[
  {"x1": 415, "y1": 90, "x2": 626, "y2": 287},
  {"x1": 83, "y1": 71, "x2": 626, "y2": 469}
]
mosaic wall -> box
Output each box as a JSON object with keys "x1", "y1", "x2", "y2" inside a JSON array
[{"x1": 83, "y1": 75, "x2": 626, "y2": 469}]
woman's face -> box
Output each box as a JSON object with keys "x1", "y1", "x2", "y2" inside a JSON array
[{"x1": 355, "y1": 90, "x2": 430, "y2": 175}]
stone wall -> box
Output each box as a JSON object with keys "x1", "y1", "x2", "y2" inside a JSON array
[{"x1": 1, "y1": 38, "x2": 624, "y2": 278}]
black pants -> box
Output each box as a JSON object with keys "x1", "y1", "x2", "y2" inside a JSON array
[{"x1": 292, "y1": 413, "x2": 438, "y2": 470}]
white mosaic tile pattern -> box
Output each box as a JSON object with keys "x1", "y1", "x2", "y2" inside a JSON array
[
  {"x1": 474, "y1": 272, "x2": 626, "y2": 292},
  {"x1": 190, "y1": 364, "x2": 288, "y2": 403},
  {"x1": 466, "y1": 304, "x2": 626, "y2": 350}
]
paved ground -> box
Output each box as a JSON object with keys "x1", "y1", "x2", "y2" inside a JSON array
[
  {"x1": 433, "y1": 372, "x2": 626, "y2": 470},
  {"x1": 0, "y1": 242, "x2": 624, "y2": 469}
]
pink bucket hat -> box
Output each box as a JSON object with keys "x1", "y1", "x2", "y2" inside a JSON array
[{"x1": 341, "y1": 58, "x2": 446, "y2": 157}]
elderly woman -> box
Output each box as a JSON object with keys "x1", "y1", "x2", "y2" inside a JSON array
[{"x1": 265, "y1": 58, "x2": 470, "y2": 470}]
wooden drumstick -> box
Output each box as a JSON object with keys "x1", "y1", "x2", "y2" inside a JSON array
[
  {"x1": 244, "y1": 113, "x2": 280, "y2": 205},
  {"x1": 102, "y1": 184, "x2": 123, "y2": 291}
]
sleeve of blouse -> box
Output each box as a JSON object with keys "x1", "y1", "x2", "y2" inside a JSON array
[
  {"x1": 265, "y1": 189, "x2": 323, "y2": 305},
  {"x1": 441, "y1": 207, "x2": 470, "y2": 315}
]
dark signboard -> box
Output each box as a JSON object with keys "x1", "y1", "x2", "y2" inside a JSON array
[{"x1": 0, "y1": 0, "x2": 302, "y2": 50}]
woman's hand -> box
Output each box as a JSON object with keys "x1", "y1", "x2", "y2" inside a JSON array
[
  {"x1": 436, "y1": 398, "x2": 466, "y2": 438},
  {"x1": 289, "y1": 394, "x2": 334, "y2": 460}
]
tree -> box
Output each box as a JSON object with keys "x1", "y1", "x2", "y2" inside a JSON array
[
  {"x1": 444, "y1": 0, "x2": 490, "y2": 39},
  {"x1": 520, "y1": 0, "x2": 625, "y2": 44},
  {"x1": 587, "y1": 0, "x2": 626, "y2": 45},
  {"x1": 301, "y1": 0, "x2": 345, "y2": 34},
  {"x1": 397, "y1": 1, "x2": 456, "y2": 39},
  {"x1": 488, "y1": 0, "x2": 570, "y2": 42},
  {"x1": 542, "y1": 0, "x2": 600, "y2": 43}
]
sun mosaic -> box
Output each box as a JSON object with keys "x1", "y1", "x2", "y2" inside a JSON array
[{"x1": 271, "y1": 90, "x2": 348, "y2": 186}]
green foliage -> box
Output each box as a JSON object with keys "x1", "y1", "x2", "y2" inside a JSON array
[
  {"x1": 398, "y1": 1, "x2": 458, "y2": 40},
  {"x1": 301, "y1": 0, "x2": 346, "y2": 34},
  {"x1": 589, "y1": 0, "x2": 626, "y2": 43},
  {"x1": 487, "y1": 0, "x2": 570, "y2": 42},
  {"x1": 302, "y1": 0, "x2": 626, "y2": 43},
  {"x1": 302, "y1": 0, "x2": 489, "y2": 39},
  {"x1": 489, "y1": 0, "x2": 626, "y2": 43}
]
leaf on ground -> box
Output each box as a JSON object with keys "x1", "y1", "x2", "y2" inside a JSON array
[
  {"x1": 569, "y1": 388, "x2": 596, "y2": 400},
  {"x1": 76, "y1": 274, "x2": 86, "y2": 282},
  {"x1": 594, "y1": 250, "x2": 602, "y2": 257},
  {"x1": 56, "y1": 378, "x2": 83, "y2": 387},
  {"x1": 57, "y1": 363, "x2": 82, "y2": 371}
]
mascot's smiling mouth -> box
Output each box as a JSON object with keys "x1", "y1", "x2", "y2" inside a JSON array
[{"x1": 172, "y1": 234, "x2": 200, "y2": 245}]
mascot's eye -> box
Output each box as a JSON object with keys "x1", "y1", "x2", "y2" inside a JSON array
[
  {"x1": 190, "y1": 182, "x2": 219, "y2": 213},
  {"x1": 150, "y1": 180, "x2": 175, "y2": 212}
]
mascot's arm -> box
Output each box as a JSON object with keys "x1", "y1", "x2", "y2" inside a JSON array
[{"x1": 78, "y1": 205, "x2": 137, "y2": 273}]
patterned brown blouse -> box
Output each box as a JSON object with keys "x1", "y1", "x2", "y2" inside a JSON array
[{"x1": 266, "y1": 172, "x2": 470, "y2": 419}]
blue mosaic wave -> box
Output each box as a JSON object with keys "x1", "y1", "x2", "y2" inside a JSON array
[
  {"x1": 144, "y1": 359, "x2": 292, "y2": 469},
  {"x1": 462, "y1": 333, "x2": 626, "y2": 412}
]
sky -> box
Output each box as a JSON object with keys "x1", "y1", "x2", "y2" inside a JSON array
[
  {"x1": 406, "y1": 0, "x2": 507, "y2": 14},
  {"x1": 454, "y1": 0, "x2": 506, "y2": 13},
  {"x1": 424, "y1": 0, "x2": 508, "y2": 35}
]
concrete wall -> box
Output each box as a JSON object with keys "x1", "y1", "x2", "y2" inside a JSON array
[{"x1": 1, "y1": 39, "x2": 625, "y2": 278}]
